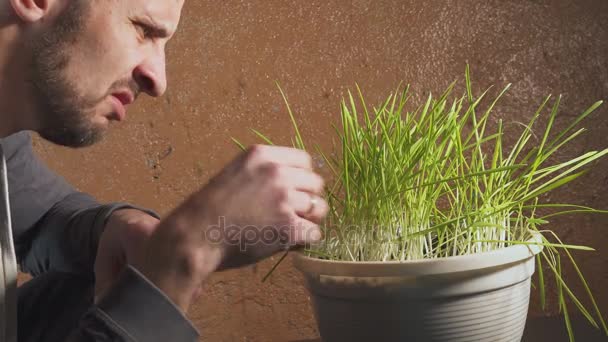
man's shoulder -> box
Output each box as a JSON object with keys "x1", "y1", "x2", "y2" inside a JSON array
[{"x1": 0, "y1": 131, "x2": 32, "y2": 158}]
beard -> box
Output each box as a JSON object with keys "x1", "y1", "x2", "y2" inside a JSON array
[{"x1": 28, "y1": 1, "x2": 105, "y2": 148}]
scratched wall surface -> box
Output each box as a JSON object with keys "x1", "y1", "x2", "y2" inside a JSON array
[{"x1": 31, "y1": 0, "x2": 607, "y2": 341}]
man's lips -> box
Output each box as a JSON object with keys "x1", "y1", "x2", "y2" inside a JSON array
[{"x1": 109, "y1": 91, "x2": 134, "y2": 121}]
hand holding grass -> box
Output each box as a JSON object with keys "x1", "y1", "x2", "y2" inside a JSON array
[{"x1": 132, "y1": 144, "x2": 328, "y2": 313}]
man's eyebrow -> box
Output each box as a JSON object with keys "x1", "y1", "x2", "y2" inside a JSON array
[{"x1": 138, "y1": 17, "x2": 173, "y2": 39}]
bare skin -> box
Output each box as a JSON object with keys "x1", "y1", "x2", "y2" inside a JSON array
[{"x1": 0, "y1": 0, "x2": 328, "y2": 314}]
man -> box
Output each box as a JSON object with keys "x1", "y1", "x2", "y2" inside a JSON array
[{"x1": 0, "y1": 0, "x2": 328, "y2": 341}]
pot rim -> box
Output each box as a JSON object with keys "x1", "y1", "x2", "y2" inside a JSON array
[{"x1": 293, "y1": 231, "x2": 544, "y2": 277}]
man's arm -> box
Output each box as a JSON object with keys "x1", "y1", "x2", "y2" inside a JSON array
[
  {"x1": 66, "y1": 266, "x2": 199, "y2": 341},
  {"x1": 2, "y1": 132, "x2": 199, "y2": 341},
  {"x1": 0, "y1": 131, "x2": 156, "y2": 277}
]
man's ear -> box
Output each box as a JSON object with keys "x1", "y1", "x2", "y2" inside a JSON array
[{"x1": 8, "y1": 0, "x2": 50, "y2": 23}]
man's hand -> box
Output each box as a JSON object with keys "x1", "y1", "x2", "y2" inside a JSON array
[
  {"x1": 132, "y1": 145, "x2": 329, "y2": 313},
  {"x1": 94, "y1": 208, "x2": 159, "y2": 301}
]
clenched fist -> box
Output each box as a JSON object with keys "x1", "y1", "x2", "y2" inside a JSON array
[{"x1": 133, "y1": 145, "x2": 328, "y2": 312}]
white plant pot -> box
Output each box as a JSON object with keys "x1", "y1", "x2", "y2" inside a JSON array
[{"x1": 293, "y1": 234, "x2": 543, "y2": 342}]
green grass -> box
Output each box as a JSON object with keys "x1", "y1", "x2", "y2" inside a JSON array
[{"x1": 236, "y1": 67, "x2": 608, "y2": 340}]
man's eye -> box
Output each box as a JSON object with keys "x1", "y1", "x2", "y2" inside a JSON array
[{"x1": 134, "y1": 23, "x2": 153, "y2": 40}]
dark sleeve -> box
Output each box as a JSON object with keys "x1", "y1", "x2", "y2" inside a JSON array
[
  {"x1": 3, "y1": 133, "x2": 199, "y2": 340},
  {"x1": 0, "y1": 131, "x2": 156, "y2": 276},
  {"x1": 19, "y1": 192, "x2": 158, "y2": 277},
  {"x1": 66, "y1": 266, "x2": 200, "y2": 342}
]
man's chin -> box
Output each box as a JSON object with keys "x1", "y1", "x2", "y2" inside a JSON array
[{"x1": 38, "y1": 127, "x2": 105, "y2": 148}]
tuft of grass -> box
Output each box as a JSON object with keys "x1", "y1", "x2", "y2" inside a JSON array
[{"x1": 236, "y1": 69, "x2": 608, "y2": 341}]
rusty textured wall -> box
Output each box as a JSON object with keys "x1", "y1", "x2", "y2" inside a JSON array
[{"x1": 31, "y1": 0, "x2": 607, "y2": 341}]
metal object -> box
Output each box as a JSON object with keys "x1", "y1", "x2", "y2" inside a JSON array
[{"x1": 0, "y1": 146, "x2": 18, "y2": 342}]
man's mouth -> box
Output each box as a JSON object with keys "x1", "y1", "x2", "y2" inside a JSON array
[{"x1": 109, "y1": 91, "x2": 135, "y2": 121}]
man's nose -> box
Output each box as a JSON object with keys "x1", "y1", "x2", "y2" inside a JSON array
[{"x1": 133, "y1": 48, "x2": 167, "y2": 97}]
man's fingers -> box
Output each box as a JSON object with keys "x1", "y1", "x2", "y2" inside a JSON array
[
  {"x1": 288, "y1": 216, "x2": 323, "y2": 246},
  {"x1": 288, "y1": 190, "x2": 329, "y2": 224},
  {"x1": 246, "y1": 145, "x2": 313, "y2": 169},
  {"x1": 282, "y1": 166, "x2": 325, "y2": 194},
  {"x1": 191, "y1": 285, "x2": 204, "y2": 302}
]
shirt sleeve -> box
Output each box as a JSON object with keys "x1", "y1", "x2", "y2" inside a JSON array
[
  {"x1": 19, "y1": 193, "x2": 159, "y2": 277},
  {"x1": 66, "y1": 266, "x2": 200, "y2": 342},
  {"x1": 3, "y1": 132, "x2": 200, "y2": 340},
  {"x1": 0, "y1": 131, "x2": 157, "y2": 276}
]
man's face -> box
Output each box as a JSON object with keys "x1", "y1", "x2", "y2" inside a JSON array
[{"x1": 29, "y1": 0, "x2": 183, "y2": 147}]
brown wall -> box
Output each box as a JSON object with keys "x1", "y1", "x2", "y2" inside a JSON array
[{"x1": 33, "y1": 0, "x2": 607, "y2": 341}]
